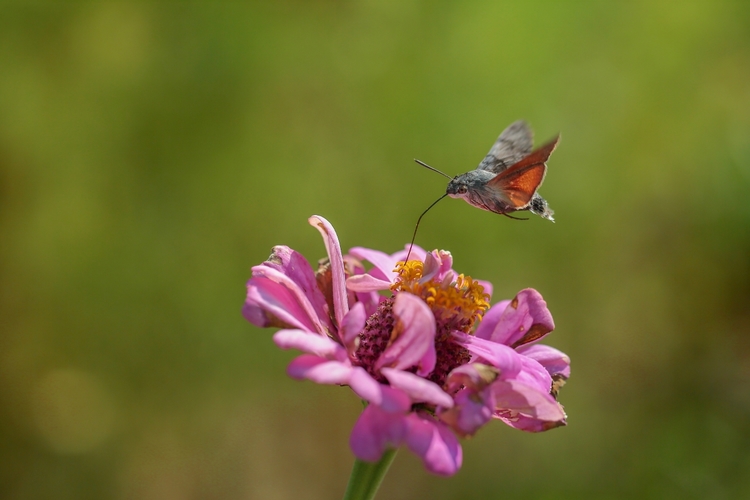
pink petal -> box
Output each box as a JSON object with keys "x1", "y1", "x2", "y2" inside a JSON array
[
  {"x1": 272, "y1": 329, "x2": 348, "y2": 362},
  {"x1": 346, "y1": 273, "x2": 392, "y2": 292},
  {"x1": 421, "y1": 250, "x2": 454, "y2": 283},
  {"x1": 350, "y1": 404, "x2": 409, "y2": 462},
  {"x1": 405, "y1": 414, "x2": 462, "y2": 476},
  {"x1": 517, "y1": 343, "x2": 571, "y2": 379},
  {"x1": 381, "y1": 368, "x2": 454, "y2": 409},
  {"x1": 309, "y1": 216, "x2": 349, "y2": 329},
  {"x1": 515, "y1": 355, "x2": 553, "y2": 395},
  {"x1": 262, "y1": 245, "x2": 332, "y2": 329},
  {"x1": 474, "y1": 300, "x2": 511, "y2": 340},
  {"x1": 484, "y1": 289, "x2": 555, "y2": 348},
  {"x1": 451, "y1": 331, "x2": 521, "y2": 378},
  {"x1": 286, "y1": 355, "x2": 354, "y2": 384},
  {"x1": 340, "y1": 302, "x2": 366, "y2": 349},
  {"x1": 439, "y1": 385, "x2": 494, "y2": 437},
  {"x1": 244, "y1": 273, "x2": 325, "y2": 334},
  {"x1": 495, "y1": 411, "x2": 567, "y2": 433},
  {"x1": 444, "y1": 363, "x2": 499, "y2": 393},
  {"x1": 392, "y1": 244, "x2": 427, "y2": 263},
  {"x1": 348, "y1": 247, "x2": 398, "y2": 282},
  {"x1": 348, "y1": 369, "x2": 412, "y2": 413},
  {"x1": 492, "y1": 379, "x2": 566, "y2": 423},
  {"x1": 355, "y1": 290, "x2": 382, "y2": 318},
  {"x1": 375, "y1": 293, "x2": 436, "y2": 376}
]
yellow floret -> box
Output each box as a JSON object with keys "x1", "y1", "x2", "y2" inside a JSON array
[{"x1": 393, "y1": 259, "x2": 490, "y2": 332}]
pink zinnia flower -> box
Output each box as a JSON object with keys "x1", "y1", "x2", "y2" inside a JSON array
[{"x1": 243, "y1": 215, "x2": 569, "y2": 476}]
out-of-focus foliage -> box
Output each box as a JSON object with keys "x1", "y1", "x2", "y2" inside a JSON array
[{"x1": 1, "y1": 2, "x2": 749, "y2": 499}]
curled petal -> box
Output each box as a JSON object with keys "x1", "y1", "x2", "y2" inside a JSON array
[
  {"x1": 350, "y1": 404, "x2": 409, "y2": 462},
  {"x1": 244, "y1": 271, "x2": 326, "y2": 334},
  {"x1": 375, "y1": 293, "x2": 436, "y2": 376},
  {"x1": 451, "y1": 331, "x2": 521, "y2": 378},
  {"x1": 309, "y1": 216, "x2": 349, "y2": 328},
  {"x1": 421, "y1": 250, "x2": 454, "y2": 283},
  {"x1": 483, "y1": 289, "x2": 555, "y2": 348},
  {"x1": 517, "y1": 343, "x2": 571, "y2": 379},
  {"x1": 262, "y1": 246, "x2": 332, "y2": 327},
  {"x1": 405, "y1": 414, "x2": 463, "y2": 476},
  {"x1": 381, "y1": 368, "x2": 454, "y2": 409}
]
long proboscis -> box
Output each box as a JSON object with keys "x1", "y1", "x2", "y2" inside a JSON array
[{"x1": 404, "y1": 193, "x2": 448, "y2": 263}]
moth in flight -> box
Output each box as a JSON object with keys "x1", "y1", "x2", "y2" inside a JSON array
[{"x1": 406, "y1": 121, "x2": 559, "y2": 260}]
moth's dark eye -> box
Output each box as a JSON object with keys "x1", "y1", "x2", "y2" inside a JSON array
[{"x1": 458, "y1": 185, "x2": 468, "y2": 194}]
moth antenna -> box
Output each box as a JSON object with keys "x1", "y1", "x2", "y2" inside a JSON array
[
  {"x1": 414, "y1": 159, "x2": 453, "y2": 180},
  {"x1": 502, "y1": 213, "x2": 529, "y2": 221},
  {"x1": 405, "y1": 193, "x2": 448, "y2": 264}
]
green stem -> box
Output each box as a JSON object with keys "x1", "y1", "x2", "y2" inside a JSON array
[{"x1": 342, "y1": 449, "x2": 398, "y2": 500}]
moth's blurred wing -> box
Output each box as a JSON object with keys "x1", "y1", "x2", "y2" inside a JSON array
[
  {"x1": 477, "y1": 120, "x2": 534, "y2": 173},
  {"x1": 487, "y1": 135, "x2": 559, "y2": 208}
]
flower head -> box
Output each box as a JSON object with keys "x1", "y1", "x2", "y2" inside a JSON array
[{"x1": 244, "y1": 215, "x2": 570, "y2": 476}]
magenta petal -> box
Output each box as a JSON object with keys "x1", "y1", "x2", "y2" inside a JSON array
[
  {"x1": 420, "y1": 251, "x2": 442, "y2": 282},
  {"x1": 244, "y1": 276, "x2": 301, "y2": 330},
  {"x1": 515, "y1": 355, "x2": 553, "y2": 394},
  {"x1": 348, "y1": 247, "x2": 398, "y2": 282},
  {"x1": 444, "y1": 363, "x2": 499, "y2": 393},
  {"x1": 273, "y1": 329, "x2": 348, "y2": 362},
  {"x1": 354, "y1": 290, "x2": 382, "y2": 318},
  {"x1": 262, "y1": 245, "x2": 332, "y2": 329},
  {"x1": 350, "y1": 404, "x2": 409, "y2": 462},
  {"x1": 517, "y1": 343, "x2": 571, "y2": 379},
  {"x1": 405, "y1": 414, "x2": 462, "y2": 476},
  {"x1": 492, "y1": 379, "x2": 566, "y2": 422},
  {"x1": 340, "y1": 302, "x2": 366, "y2": 349},
  {"x1": 346, "y1": 273, "x2": 392, "y2": 292},
  {"x1": 248, "y1": 265, "x2": 329, "y2": 335},
  {"x1": 309, "y1": 215, "x2": 349, "y2": 328},
  {"x1": 495, "y1": 411, "x2": 567, "y2": 432},
  {"x1": 381, "y1": 368, "x2": 454, "y2": 409},
  {"x1": 286, "y1": 355, "x2": 353, "y2": 383},
  {"x1": 474, "y1": 300, "x2": 511, "y2": 340},
  {"x1": 348, "y1": 369, "x2": 412, "y2": 413},
  {"x1": 486, "y1": 289, "x2": 555, "y2": 348},
  {"x1": 451, "y1": 331, "x2": 521, "y2": 378},
  {"x1": 375, "y1": 293, "x2": 436, "y2": 376},
  {"x1": 421, "y1": 250, "x2": 453, "y2": 283},
  {"x1": 439, "y1": 386, "x2": 494, "y2": 437}
]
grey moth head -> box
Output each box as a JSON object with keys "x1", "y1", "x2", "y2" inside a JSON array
[{"x1": 446, "y1": 177, "x2": 468, "y2": 198}]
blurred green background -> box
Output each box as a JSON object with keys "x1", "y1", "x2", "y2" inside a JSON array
[{"x1": 2, "y1": 2, "x2": 749, "y2": 499}]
